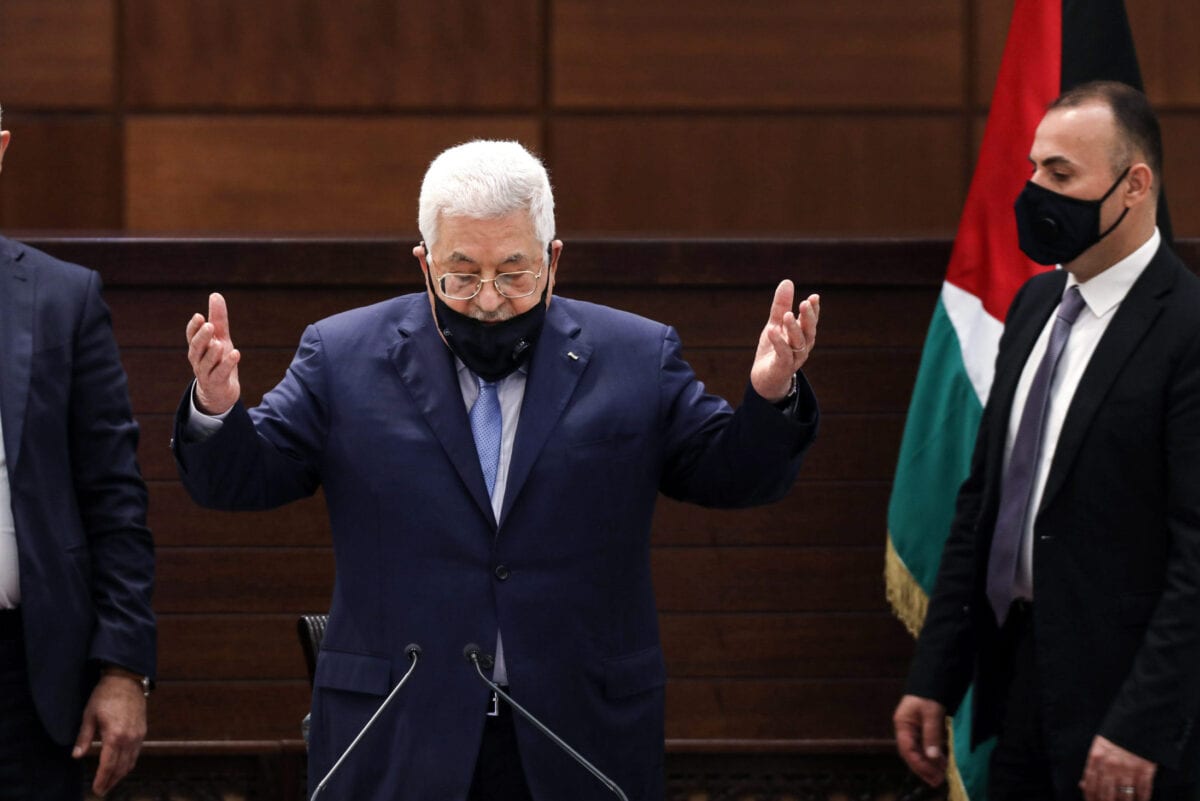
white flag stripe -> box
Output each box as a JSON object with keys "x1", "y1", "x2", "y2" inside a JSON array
[{"x1": 941, "y1": 281, "x2": 1004, "y2": 406}]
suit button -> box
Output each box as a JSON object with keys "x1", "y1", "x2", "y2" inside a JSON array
[{"x1": 494, "y1": 565, "x2": 510, "y2": 581}]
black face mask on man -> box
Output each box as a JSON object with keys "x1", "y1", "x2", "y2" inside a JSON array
[
  {"x1": 1014, "y1": 166, "x2": 1131, "y2": 266},
  {"x1": 424, "y1": 266, "x2": 548, "y2": 382}
]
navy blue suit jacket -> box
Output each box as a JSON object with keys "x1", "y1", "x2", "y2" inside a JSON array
[
  {"x1": 174, "y1": 293, "x2": 817, "y2": 801},
  {"x1": 0, "y1": 237, "x2": 154, "y2": 745}
]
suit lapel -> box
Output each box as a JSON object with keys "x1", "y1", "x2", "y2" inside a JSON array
[
  {"x1": 388, "y1": 302, "x2": 497, "y2": 525},
  {"x1": 500, "y1": 301, "x2": 591, "y2": 526},
  {"x1": 0, "y1": 238, "x2": 33, "y2": 473},
  {"x1": 1039, "y1": 247, "x2": 1173, "y2": 510}
]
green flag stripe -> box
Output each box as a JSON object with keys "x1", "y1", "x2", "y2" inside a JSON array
[{"x1": 887, "y1": 295, "x2": 984, "y2": 595}]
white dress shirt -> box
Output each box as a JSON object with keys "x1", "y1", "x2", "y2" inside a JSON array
[
  {"x1": 1007, "y1": 228, "x2": 1160, "y2": 600},
  {"x1": 0, "y1": 414, "x2": 18, "y2": 608}
]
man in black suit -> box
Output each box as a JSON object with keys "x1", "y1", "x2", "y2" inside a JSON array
[
  {"x1": 0, "y1": 107, "x2": 156, "y2": 800},
  {"x1": 893, "y1": 82, "x2": 1200, "y2": 801}
]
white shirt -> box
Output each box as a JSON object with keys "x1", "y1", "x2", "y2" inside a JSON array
[
  {"x1": 1008, "y1": 228, "x2": 1160, "y2": 599},
  {"x1": 0, "y1": 414, "x2": 18, "y2": 608}
]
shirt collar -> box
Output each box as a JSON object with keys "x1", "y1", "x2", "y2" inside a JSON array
[
  {"x1": 1065, "y1": 227, "x2": 1160, "y2": 319},
  {"x1": 454, "y1": 357, "x2": 528, "y2": 383}
]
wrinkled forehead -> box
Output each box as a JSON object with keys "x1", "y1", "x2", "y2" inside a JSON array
[{"x1": 432, "y1": 211, "x2": 545, "y2": 261}]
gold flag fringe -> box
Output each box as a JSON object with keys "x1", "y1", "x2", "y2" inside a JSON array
[
  {"x1": 946, "y1": 718, "x2": 969, "y2": 801},
  {"x1": 886, "y1": 532, "x2": 972, "y2": 800},
  {"x1": 885, "y1": 533, "x2": 929, "y2": 636}
]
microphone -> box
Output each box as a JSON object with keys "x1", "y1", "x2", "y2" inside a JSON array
[
  {"x1": 463, "y1": 642, "x2": 494, "y2": 670},
  {"x1": 310, "y1": 643, "x2": 422, "y2": 801},
  {"x1": 462, "y1": 644, "x2": 629, "y2": 801}
]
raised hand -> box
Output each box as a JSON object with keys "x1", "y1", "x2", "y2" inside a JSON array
[
  {"x1": 186, "y1": 292, "x2": 241, "y2": 415},
  {"x1": 750, "y1": 280, "x2": 820, "y2": 401}
]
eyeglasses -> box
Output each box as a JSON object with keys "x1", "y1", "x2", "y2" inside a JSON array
[{"x1": 431, "y1": 263, "x2": 545, "y2": 301}]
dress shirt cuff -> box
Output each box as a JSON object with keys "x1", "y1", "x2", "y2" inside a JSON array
[{"x1": 186, "y1": 380, "x2": 232, "y2": 442}]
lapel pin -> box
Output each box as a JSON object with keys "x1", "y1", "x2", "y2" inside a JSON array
[{"x1": 567, "y1": 351, "x2": 579, "y2": 361}]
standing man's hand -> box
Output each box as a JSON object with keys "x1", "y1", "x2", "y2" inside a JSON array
[
  {"x1": 1080, "y1": 735, "x2": 1156, "y2": 801},
  {"x1": 186, "y1": 292, "x2": 241, "y2": 415},
  {"x1": 72, "y1": 672, "x2": 147, "y2": 797},
  {"x1": 893, "y1": 694, "x2": 948, "y2": 786},
  {"x1": 750, "y1": 280, "x2": 820, "y2": 401}
]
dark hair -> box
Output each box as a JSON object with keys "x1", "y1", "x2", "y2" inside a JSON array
[{"x1": 1049, "y1": 81, "x2": 1162, "y2": 190}]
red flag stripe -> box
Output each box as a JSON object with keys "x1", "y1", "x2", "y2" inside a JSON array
[{"x1": 944, "y1": 0, "x2": 1061, "y2": 321}]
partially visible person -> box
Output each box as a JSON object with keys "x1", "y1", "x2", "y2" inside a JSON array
[
  {"x1": 894, "y1": 81, "x2": 1200, "y2": 801},
  {"x1": 0, "y1": 105, "x2": 156, "y2": 800}
]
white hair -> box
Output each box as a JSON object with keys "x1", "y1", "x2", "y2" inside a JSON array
[{"x1": 418, "y1": 140, "x2": 555, "y2": 254}]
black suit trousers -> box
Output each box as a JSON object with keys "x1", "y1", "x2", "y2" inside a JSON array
[
  {"x1": 988, "y1": 605, "x2": 1194, "y2": 801},
  {"x1": 0, "y1": 610, "x2": 81, "y2": 801}
]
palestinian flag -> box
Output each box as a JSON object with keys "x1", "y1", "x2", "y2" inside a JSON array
[{"x1": 885, "y1": 1, "x2": 1162, "y2": 798}]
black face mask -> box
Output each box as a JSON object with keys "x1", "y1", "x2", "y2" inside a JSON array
[
  {"x1": 1014, "y1": 167, "x2": 1131, "y2": 266},
  {"x1": 427, "y1": 271, "x2": 548, "y2": 381}
]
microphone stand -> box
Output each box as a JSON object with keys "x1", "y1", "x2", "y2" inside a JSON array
[
  {"x1": 464, "y1": 645, "x2": 629, "y2": 801},
  {"x1": 310, "y1": 644, "x2": 422, "y2": 801}
]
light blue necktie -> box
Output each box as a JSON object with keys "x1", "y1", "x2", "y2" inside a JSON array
[
  {"x1": 469, "y1": 377, "x2": 502, "y2": 499},
  {"x1": 470, "y1": 377, "x2": 506, "y2": 681}
]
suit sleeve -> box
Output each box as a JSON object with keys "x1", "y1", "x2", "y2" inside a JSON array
[
  {"x1": 71, "y1": 272, "x2": 156, "y2": 677},
  {"x1": 1100, "y1": 328, "x2": 1200, "y2": 770},
  {"x1": 174, "y1": 323, "x2": 329, "y2": 510},
  {"x1": 657, "y1": 325, "x2": 818, "y2": 507}
]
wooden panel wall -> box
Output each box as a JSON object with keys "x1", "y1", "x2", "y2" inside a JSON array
[
  {"x1": 24, "y1": 236, "x2": 962, "y2": 752},
  {"x1": 121, "y1": 0, "x2": 542, "y2": 110},
  {"x1": 3, "y1": 2, "x2": 1200, "y2": 236}
]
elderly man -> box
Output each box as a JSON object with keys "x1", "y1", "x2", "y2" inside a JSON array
[
  {"x1": 176, "y1": 139, "x2": 819, "y2": 801},
  {"x1": 894, "y1": 82, "x2": 1200, "y2": 801},
  {"x1": 0, "y1": 106, "x2": 155, "y2": 801}
]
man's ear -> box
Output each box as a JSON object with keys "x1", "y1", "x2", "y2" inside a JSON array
[
  {"x1": 0, "y1": 131, "x2": 11, "y2": 173},
  {"x1": 546, "y1": 240, "x2": 563, "y2": 299},
  {"x1": 413, "y1": 242, "x2": 431, "y2": 277},
  {"x1": 1125, "y1": 161, "x2": 1154, "y2": 206}
]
